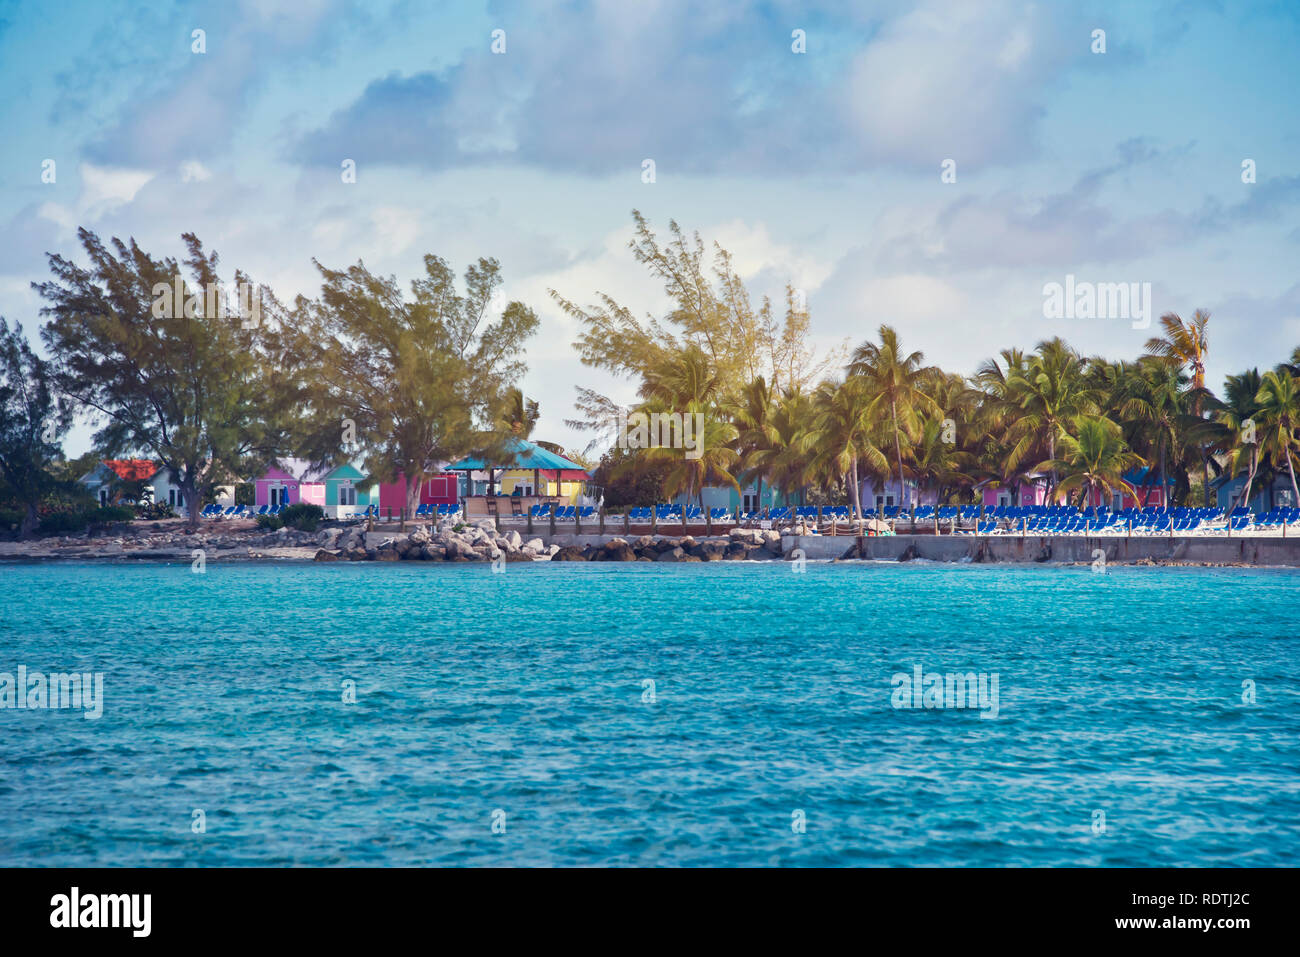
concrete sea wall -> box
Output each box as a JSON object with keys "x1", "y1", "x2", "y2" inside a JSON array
[{"x1": 783, "y1": 533, "x2": 1300, "y2": 566}]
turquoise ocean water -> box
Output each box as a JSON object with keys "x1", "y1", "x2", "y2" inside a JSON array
[{"x1": 1, "y1": 561, "x2": 1297, "y2": 866}]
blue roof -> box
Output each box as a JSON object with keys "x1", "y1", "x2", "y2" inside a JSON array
[
  {"x1": 1123, "y1": 466, "x2": 1175, "y2": 486},
  {"x1": 448, "y1": 437, "x2": 589, "y2": 475}
]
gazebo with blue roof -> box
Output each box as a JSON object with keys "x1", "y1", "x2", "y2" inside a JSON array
[{"x1": 447, "y1": 437, "x2": 592, "y2": 518}]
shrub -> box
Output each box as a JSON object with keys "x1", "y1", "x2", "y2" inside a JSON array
[
  {"x1": 255, "y1": 514, "x2": 284, "y2": 530},
  {"x1": 279, "y1": 503, "x2": 324, "y2": 531},
  {"x1": 38, "y1": 505, "x2": 135, "y2": 534},
  {"x1": 0, "y1": 508, "x2": 23, "y2": 533},
  {"x1": 135, "y1": 501, "x2": 175, "y2": 521},
  {"x1": 38, "y1": 510, "x2": 90, "y2": 533}
]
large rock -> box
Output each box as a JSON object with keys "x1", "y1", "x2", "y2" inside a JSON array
[
  {"x1": 698, "y1": 542, "x2": 726, "y2": 561},
  {"x1": 656, "y1": 546, "x2": 686, "y2": 562},
  {"x1": 599, "y1": 540, "x2": 637, "y2": 561},
  {"x1": 505, "y1": 530, "x2": 523, "y2": 550},
  {"x1": 524, "y1": 537, "x2": 544, "y2": 552},
  {"x1": 552, "y1": 544, "x2": 588, "y2": 561},
  {"x1": 420, "y1": 544, "x2": 446, "y2": 561},
  {"x1": 313, "y1": 549, "x2": 340, "y2": 562},
  {"x1": 375, "y1": 549, "x2": 400, "y2": 561}
]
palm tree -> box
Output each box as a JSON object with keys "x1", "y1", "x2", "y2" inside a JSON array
[
  {"x1": 1253, "y1": 370, "x2": 1300, "y2": 506},
  {"x1": 972, "y1": 348, "x2": 1032, "y2": 504},
  {"x1": 803, "y1": 378, "x2": 888, "y2": 519},
  {"x1": 1035, "y1": 416, "x2": 1141, "y2": 507},
  {"x1": 763, "y1": 388, "x2": 815, "y2": 506},
  {"x1": 1003, "y1": 338, "x2": 1097, "y2": 493},
  {"x1": 1277, "y1": 346, "x2": 1300, "y2": 379},
  {"x1": 910, "y1": 414, "x2": 973, "y2": 503},
  {"x1": 636, "y1": 404, "x2": 740, "y2": 507},
  {"x1": 848, "y1": 325, "x2": 937, "y2": 509},
  {"x1": 1145, "y1": 310, "x2": 1210, "y2": 392},
  {"x1": 1144, "y1": 309, "x2": 1212, "y2": 500},
  {"x1": 1117, "y1": 358, "x2": 1187, "y2": 507},
  {"x1": 639, "y1": 342, "x2": 720, "y2": 409},
  {"x1": 496, "y1": 387, "x2": 539, "y2": 438},
  {"x1": 731, "y1": 376, "x2": 777, "y2": 512},
  {"x1": 1214, "y1": 370, "x2": 1263, "y2": 511}
]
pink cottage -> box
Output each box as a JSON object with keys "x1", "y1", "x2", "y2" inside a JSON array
[{"x1": 254, "y1": 459, "x2": 328, "y2": 508}]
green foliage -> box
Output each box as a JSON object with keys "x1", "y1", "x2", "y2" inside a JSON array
[
  {"x1": 36, "y1": 510, "x2": 88, "y2": 533},
  {"x1": 36, "y1": 505, "x2": 134, "y2": 534},
  {"x1": 279, "y1": 502, "x2": 323, "y2": 531},
  {"x1": 255, "y1": 513, "x2": 283, "y2": 530},
  {"x1": 0, "y1": 508, "x2": 22, "y2": 533},
  {"x1": 234, "y1": 483, "x2": 255, "y2": 506},
  {"x1": 37, "y1": 230, "x2": 287, "y2": 528},
  {"x1": 94, "y1": 505, "x2": 136, "y2": 524},
  {"x1": 553, "y1": 211, "x2": 835, "y2": 400},
  {"x1": 593, "y1": 447, "x2": 675, "y2": 508},
  {"x1": 0, "y1": 317, "x2": 71, "y2": 537},
  {"x1": 135, "y1": 501, "x2": 175, "y2": 521},
  {"x1": 288, "y1": 253, "x2": 539, "y2": 516}
]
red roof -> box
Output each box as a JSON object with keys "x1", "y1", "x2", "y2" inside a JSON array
[{"x1": 103, "y1": 459, "x2": 159, "y2": 482}]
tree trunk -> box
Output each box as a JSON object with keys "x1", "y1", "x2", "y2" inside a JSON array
[
  {"x1": 1241, "y1": 448, "x2": 1257, "y2": 512},
  {"x1": 179, "y1": 478, "x2": 202, "y2": 530},
  {"x1": 19, "y1": 501, "x2": 38, "y2": 540},
  {"x1": 1159, "y1": 442, "x2": 1168, "y2": 510},
  {"x1": 407, "y1": 471, "x2": 424, "y2": 519},
  {"x1": 891, "y1": 399, "x2": 905, "y2": 508},
  {"x1": 1287, "y1": 444, "x2": 1300, "y2": 506},
  {"x1": 1048, "y1": 429, "x2": 1058, "y2": 492},
  {"x1": 1201, "y1": 450, "x2": 1211, "y2": 508},
  {"x1": 850, "y1": 460, "x2": 862, "y2": 519}
]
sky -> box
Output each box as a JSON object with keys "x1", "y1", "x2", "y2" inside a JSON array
[{"x1": 1, "y1": 0, "x2": 1298, "y2": 458}]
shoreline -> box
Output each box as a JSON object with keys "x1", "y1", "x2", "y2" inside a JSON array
[{"x1": 4, "y1": 526, "x2": 1300, "y2": 568}]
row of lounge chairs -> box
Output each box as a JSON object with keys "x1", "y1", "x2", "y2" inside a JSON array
[
  {"x1": 412, "y1": 504, "x2": 461, "y2": 519},
  {"x1": 201, "y1": 503, "x2": 294, "y2": 519},
  {"x1": 529, "y1": 504, "x2": 597, "y2": 520}
]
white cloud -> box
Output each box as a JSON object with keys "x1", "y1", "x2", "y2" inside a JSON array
[
  {"x1": 179, "y1": 160, "x2": 212, "y2": 183},
  {"x1": 844, "y1": 0, "x2": 1080, "y2": 167},
  {"x1": 37, "y1": 163, "x2": 154, "y2": 233}
]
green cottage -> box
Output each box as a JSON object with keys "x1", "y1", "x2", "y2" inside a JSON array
[{"x1": 320, "y1": 463, "x2": 374, "y2": 519}]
